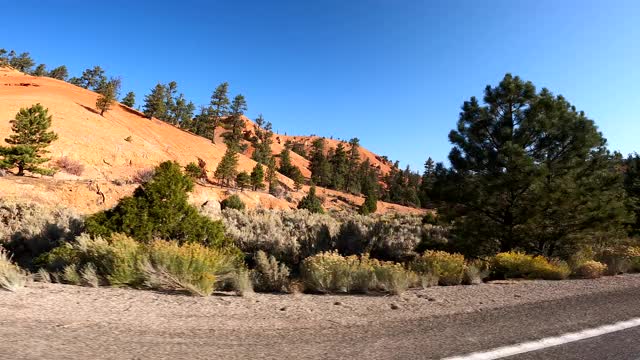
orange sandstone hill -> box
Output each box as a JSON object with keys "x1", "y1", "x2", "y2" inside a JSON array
[{"x1": 0, "y1": 67, "x2": 421, "y2": 215}]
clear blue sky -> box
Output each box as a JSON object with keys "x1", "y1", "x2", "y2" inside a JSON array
[{"x1": 2, "y1": 0, "x2": 639, "y2": 170}]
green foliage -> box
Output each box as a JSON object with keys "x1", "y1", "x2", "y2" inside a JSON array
[
  {"x1": 74, "y1": 66, "x2": 107, "y2": 90},
  {"x1": 221, "y1": 194, "x2": 246, "y2": 211},
  {"x1": 214, "y1": 147, "x2": 239, "y2": 186},
  {"x1": 121, "y1": 91, "x2": 135, "y2": 107},
  {"x1": 291, "y1": 166, "x2": 305, "y2": 191},
  {"x1": 85, "y1": 161, "x2": 227, "y2": 247},
  {"x1": 32, "y1": 64, "x2": 47, "y2": 76},
  {"x1": 624, "y1": 154, "x2": 640, "y2": 236},
  {"x1": 9, "y1": 52, "x2": 35, "y2": 73},
  {"x1": 251, "y1": 114, "x2": 273, "y2": 164},
  {"x1": 359, "y1": 192, "x2": 378, "y2": 215},
  {"x1": 278, "y1": 147, "x2": 295, "y2": 176},
  {"x1": 143, "y1": 83, "x2": 168, "y2": 119},
  {"x1": 435, "y1": 73, "x2": 631, "y2": 258},
  {"x1": 96, "y1": 78, "x2": 120, "y2": 116},
  {"x1": 235, "y1": 171, "x2": 251, "y2": 190},
  {"x1": 250, "y1": 163, "x2": 265, "y2": 190},
  {"x1": 251, "y1": 250, "x2": 290, "y2": 292},
  {"x1": 208, "y1": 82, "x2": 230, "y2": 143},
  {"x1": 48, "y1": 65, "x2": 68, "y2": 81},
  {"x1": 411, "y1": 250, "x2": 465, "y2": 286},
  {"x1": 184, "y1": 162, "x2": 204, "y2": 179},
  {"x1": 223, "y1": 94, "x2": 247, "y2": 149},
  {"x1": 0, "y1": 248, "x2": 27, "y2": 291},
  {"x1": 0, "y1": 104, "x2": 58, "y2": 176},
  {"x1": 491, "y1": 251, "x2": 571, "y2": 280},
  {"x1": 298, "y1": 185, "x2": 324, "y2": 214}
]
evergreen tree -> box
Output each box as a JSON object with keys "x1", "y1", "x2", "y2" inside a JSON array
[
  {"x1": 95, "y1": 78, "x2": 120, "y2": 116},
  {"x1": 85, "y1": 161, "x2": 227, "y2": 247},
  {"x1": 266, "y1": 157, "x2": 279, "y2": 195},
  {"x1": 250, "y1": 163, "x2": 265, "y2": 191},
  {"x1": 623, "y1": 154, "x2": 640, "y2": 236},
  {"x1": 208, "y1": 82, "x2": 230, "y2": 143},
  {"x1": 297, "y1": 185, "x2": 324, "y2": 214},
  {"x1": 121, "y1": 91, "x2": 135, "y2": 107},
  {"x1": 278, "y1": 147, "x2": 295, "y2": 177},
  {"x1": 75, "y1": 66, "x2": 106, "y2": 90},
  {"x1": 9, "y1": 52, "x2": 34, "y2": 73},
  {"x1": 214, "y1": 147, "x2": 238, "y2": 186},
  {"x1": 236, "y1": 171, "x2": 251, "y2": 190},
  {"x1": 251, "y1": 114, "x2": 273, "y2": 165},
  {"x1": 0, "y1": 49, "x2": 8, "y2": 66},
  {"x1": 223, "y1": 94, "x2": 247, "y2": 149},
  {"x1": 48, "y1": 65, "x2": 68, "y2": 81},
  {"x1": 32, "y1": 64, "x2": 47, "y2": 77},
  {"x1": 419, "y1": 157, "x2": 436, "y2": 207},
  {"x1": 291, "y1": 166, "x2": 305, "y2": 191},
  {"x1": 172, "y1": 93, "x2": 195, "y2": 126},
  {"x1": 330, "y1": 143, "x2": 348, "y2": 190},
  {"x1": 359, "y1": 191, "x2": 378, "y2": 215},
  {"x1": 345, "y1": 138, "x2": 361, "y2": 193},
  {"x1": 143, "y1": 83, "x2": 167, "y2": 119},
  {"x1": 0, "y1": 104, "x2": 58, "y2": 176},
  {"x1": 309, "y1": 138, "x2": 332, "y2": 186},
  {"x1": 184, "y1": 162, "x2": 204, "y2": 180},
  {"x1": 440, "y1": 73, "x2": 631, "y2": 257}
]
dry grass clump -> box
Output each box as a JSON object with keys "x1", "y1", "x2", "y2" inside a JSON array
[
  {"x1": 0, "y1": 200, "x2": 83, "y2": 267},
  {"x1": 38, "y1": 233, "x2": 246, "y2": 296},
  {"x1": 54, "y1": 156, "x2": 85, "y2": 176},
  {"x1": 251, "y1": 250, "x2": 290, "y2": 292},
  {"x1": 142, "y1": 240, "x2": 240, "y2": 296},
  {"x1": 491, "y1": 251, "x2": 571, "y2": 280},
  {"x1": 0, "y1": 248, "x2": 27, "y2": 291},
  {"x1": 411, "y1": 251, "x2": 465, "y2": 286},
  {"x1": 573, "y1": 260, "x2": 607, "y2": 279},
  {"x1": 132, "y1": 168, "x2": 155, "y2": 184},
  {"x1": 300, "y1": 251, "x2": 414, "y2": 295}
]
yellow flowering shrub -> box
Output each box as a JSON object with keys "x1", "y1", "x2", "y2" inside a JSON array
[
  {"x1": 411, "y1": 250, "x2": 465, "y2": 286},
  {"x1": 492, "y1": 251, "x2": 570, "y2": 280}
]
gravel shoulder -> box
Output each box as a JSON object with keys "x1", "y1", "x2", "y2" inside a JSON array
[{"x1": 2, "y1": 274, "x2": 640, "y2": 359}]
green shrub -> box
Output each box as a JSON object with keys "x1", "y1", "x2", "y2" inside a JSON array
[
  {"x1": 0, "y1": 247, "x2": 27, "y2": 291},
  {"x1": 491, "y1": 251, "x2": 570, "y2": 280},
  {"x1": 62, "y1": 264, "x2": 81, "y2": 285},
  {"x1": 85, "y1": 161, "x2": 227, "y2": 247},
  {"x1": 412, "y1": 250, "x2": 465, "y2": 286},
  {"x1": 184, "y1": 162, "x2": 203, "y2": 179},
  {"x1": 297, "y1": 185, "x2": 324, "y2": 214},
  {"x1": 573, "y1": 260, "x2": 607, "y2": 279},
  {"x1": 251, "y1": 250, "x2": 290, "y2": 292},
  {"x1": 372, "y1": 261, "x2": 413, "y2": 295},
  {"x1": 142, "y1": 240, "x2": 241, "y2": 296},
  {"x1": 221, "y1": 194, "x2": 246, "y2": 211}
]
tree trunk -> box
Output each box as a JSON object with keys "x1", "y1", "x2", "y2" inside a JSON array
[{"x1": 17, "y1": 163, "x2": 24, "y2": 176}]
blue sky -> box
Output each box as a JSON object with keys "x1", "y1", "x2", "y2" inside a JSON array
[{"x1": 2, "y1": 0, "x2": 639, "y2": 170}]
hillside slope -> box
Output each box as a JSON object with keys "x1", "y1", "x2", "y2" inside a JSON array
[{"x1": 0, "y1": 67, "x2": 420, "y2": 215}]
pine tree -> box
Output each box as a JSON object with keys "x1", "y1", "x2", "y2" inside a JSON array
[
  {"x1": 223, "y1": 94, "x2": 247, "y2": 149},
  {"x1": 251, "y1": 114, "x2": 273, "y2": 165},
  {"x1": 291, "y1": 166, "x2": 305, "y2": 191},
  {"x1": 143, "y1": 83, "x2": 167, "y2": 119},
  {"x1": 121, "y1": 91, "x2": 135, "y2": 108},
  {"x1": 76, "y1": 66, "x2": 106, "y2": 90},
  {"x1": 297, "y1": 185, "x2": 324, "y2": 214},
  {"x1": 48, "y1": 65, "x2": 68, "y2": 81},
  {"x1": 250, "y1": 163, "x2": 265, "y2": 191},
  {"x1": 624, "y1": 154, "x2": 640, "y2": 236},
  {"x1": 278, "y1": 147, "x2": 295, "y2": 177},
  {"x1": 214, "y1": 147, "x2": 238, "y2": 186},
  {"x1": 419, "y1": 157, "x2": 435, "y2": 207},
  {"x1": 236, "y1": 171, "x2": 251, "y2": 190},
  {"x1": 266, "y1": 157, "x2": 278, "y2": 195},
  {"x1": 330, "y1": 143, "x2": 348, "y2": 190},
  {"x1": 95, "y1": 78, "x2": 120, "y2": 116},
  {"x1": 345, "y1": 138, "x2": 361, "y2": 193},
  {"x1": 0, "y1": 49, "x2": 8, "y2": 66},
  {"x1": 441, "y1": 73, "x2": 631, "y2": 257},
  {"x1": 208, "y1": 82, "x2": 230, "y2": 143},
  {"x1": 359, "y1": 191, "x2": 377, "y2": 215},
  {"x1": 309, "y1": 138, "x2": 332, "y2": 186},
  {"x1": 0, "y1": 104, "x2": 58, "y2": 176},
  {"x1": 9, "y1": 52, "x2": 34, "y2": 73},
  {"x1": 32, "y1": 64, "x2": 47, "y2": 77}
]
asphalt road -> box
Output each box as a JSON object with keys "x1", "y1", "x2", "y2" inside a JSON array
[{"x1": 2, "y1": 284, "x2": 640, "y2": 359}]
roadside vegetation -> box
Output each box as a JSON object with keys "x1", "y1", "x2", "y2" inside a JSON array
[{"x1": 1, "y1": 65, "x2": 639, "y2": 297}]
